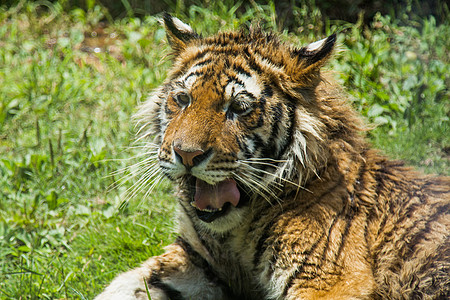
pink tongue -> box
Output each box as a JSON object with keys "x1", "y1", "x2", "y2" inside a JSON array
[{"x1": 194, "y1": 178, "x2": 240, "y2": 210}]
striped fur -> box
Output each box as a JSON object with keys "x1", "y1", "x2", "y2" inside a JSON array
[{"x1": 96, "y1": 15, "x2": 449, "y2": 300}]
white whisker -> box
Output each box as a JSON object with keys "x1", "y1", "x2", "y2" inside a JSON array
[
  {"x1": 242, "y1": 157, "x2": 288, "y2": 163},
  {"x1": 239, "y1": 159, "x2": 279, "y2": 168},
  {"x1": 142, "y1": 173, "x2": 166, "y2": 199},
  {"x1": 233, "y1": 173, "x2": 276, "y2": 205},
  {"x1": 239, "y1": 160, "x2": 311, "y2": 192},
  {"x1": 233, "y1": 169, "x2": 282, "y2": 205},
  {"x1": 124, "y1": 163, "x2": 162, "y2": 199},
  {"x1": 108, "y1": 156, "x2": 158, "y2": 177}
]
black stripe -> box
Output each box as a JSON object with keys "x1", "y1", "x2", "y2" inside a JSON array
[
  {"x1": 251, "y1": 133, "x2": 266, "y2": 151},
  {"x1": 164, "y1": 102, "x2": 174, "y2": 116},
  {"x1": 282, "y1": 232, "x2": 326, "y2": 296},
  {"x1": 319, "y1": 202, "x2": 346, "y2": 263},
  {"x1": 226, "y1": 109, "x2": 236, "y2": 121},
  {"x1": 237, "y1": 90, "x2": 257, "y2": 101},
  {"x1": 271, "y1": 102, "x2": 284, "y2": 125},
  {"x1": 195, "y1": 48, "x2": 237, "y2": 57},
  {"x1": 193, "y1": 58, "x2": 213, "y2": 68},
  {"x1": 209, "y1": 36, "x2": 231, "y2": 47},
  {"x1": 168, "y1": 51, "x2": 208, "y2": 79},
  {"x1": 236, "y1": 135, "x2": 251, "y2": 157},
  {"x1": 404, "y1": 202, "x2": 449, "y2": 255},
  {"x1": 175, "y1": 237, "x2": 239, "y2": 298},
  {"x1": 263, "y1": 102, "x2": 284, "y2": 157},
  {"x1": 334, "y1": 201, "x2": 356, "y2": 261},
  {"x1": 372, "y1": 198, "x2": 419, "y2": 256},
  {"x1": 242, "y1": 45, "x2": 251, "y2": 58},
  {"x1": 205, "y1": 167, "x2": 236, "y2": 172},
  {"x1": 261, "y1": 144, "x2": 277, "y2": 161},
  {"x1": 184, "y1": 70, "x2": 204, "y2": 81},
  {"x1": 266, "y1": 225, "x2": 313, "y2": 279},
  {"x1": 191, "y1": 50, "x2": 208, "y2": 64},
  {"x1": 233, "y1": 64, "x2": 251, "y2": 77},
  {"x1": 175, "y1": 237, "x2": 219, "y2": 283},
  {"x1": 277, "y1": 102, "x2": 296, "y2": 158},
  {"x1": 262, "y1": 84, "x2": 273, "y2": 98},
  {"x1": 252, "y1": 219, "x2": 276, "y2": 268},
  {"x1": 178, "y1": 199, "x2": 198, "y2": 221},
  {"x1": 248, "y1": 110, "x2": 265, "y2": 130},
  {"x1": 258, "y1": 96, "x2": 267, "y2": 114},
  {"x1": 148, "y1": 272, "x2": 185, "y2": 300},
  {"x1": 292, "y1": 263, "x2": 341, "y2": 286},
  {"x1": 370, "y1": 189, "x2": 445, "y2": 272},
  {"x1": 247, "y1": 56, "x2": 263, "y2": 74},
  {"x1": 226, "y1": 76, "x2": 245, "y2": 88},
  {"x1": 364, "y1": 205, "x2": 378, "y2": 249}
]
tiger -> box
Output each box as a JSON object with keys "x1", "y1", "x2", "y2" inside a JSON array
[{"x1": 95, "y1": 14, "x2": 450, "y2": 300}]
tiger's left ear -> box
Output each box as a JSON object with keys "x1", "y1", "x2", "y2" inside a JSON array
[
  {"x1": 289, "y1": 34, "x2": 336, "y2": 84},
  {"x1": 163, "y1": 13, "x2": 199, "y2": 54}
]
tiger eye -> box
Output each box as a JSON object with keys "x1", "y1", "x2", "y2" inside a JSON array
[
  {"x1": 174, "y1": 92, "x2": 190, "y2": 107},
  {"x1": 229, "y1": 99, "x2": 252, "y2": 116}
]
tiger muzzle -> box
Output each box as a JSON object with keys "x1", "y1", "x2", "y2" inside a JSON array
[{"x1": 170, "y1": 140, "x2": 242, "y2": 222}]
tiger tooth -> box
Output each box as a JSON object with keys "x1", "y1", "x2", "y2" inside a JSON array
[
  {"x1": 190, "y1": 201, "x2": 222, "y2": 212},
  {"x1": 200, "y1": 207, "x2": 221, "y2": 213}
]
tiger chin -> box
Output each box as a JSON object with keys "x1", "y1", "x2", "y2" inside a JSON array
[{"x1": 96, "y1": 14, "x2": 449, "y2": 300}]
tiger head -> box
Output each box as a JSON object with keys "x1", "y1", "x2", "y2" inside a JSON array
[{"x1": 136, "y1": 14, "x2": 339, "y2": 233}]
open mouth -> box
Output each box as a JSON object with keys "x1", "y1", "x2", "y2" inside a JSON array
[
  {"x1": 188, "y1": 177, "x2": 249, "y2": 223},
  {"x1": 193, "y1": 202, "x2": 232, "y2": 223}
]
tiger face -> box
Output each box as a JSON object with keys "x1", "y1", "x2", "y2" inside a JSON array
[{"x1": 137, "y1": 14, "x2": 335, "y2": 232}]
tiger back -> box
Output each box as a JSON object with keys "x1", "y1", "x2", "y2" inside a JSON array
[{"x1": 95, "y1": 14, "x2": 450, "y2": 300}]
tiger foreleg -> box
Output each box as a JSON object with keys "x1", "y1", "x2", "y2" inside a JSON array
[{"x1": 95, "y1": 243, "x2": 227, "y2": 300}]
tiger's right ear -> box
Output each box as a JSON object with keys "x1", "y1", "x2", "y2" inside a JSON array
[
  {"x1": 163, "y1": 13, "x2": 199, "y2": 54},
  {"x1": 287, "y1": 34, "x2": 336, "y2": 87}
]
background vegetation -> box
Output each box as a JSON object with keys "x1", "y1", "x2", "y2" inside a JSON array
[{"x1": 0, "y1": 0, "x2": 448, "y2": 298}]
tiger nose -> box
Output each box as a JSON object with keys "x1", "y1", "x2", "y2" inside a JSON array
[{"x1": 173, "y1": 146, "x2": 205, "y2": 167}]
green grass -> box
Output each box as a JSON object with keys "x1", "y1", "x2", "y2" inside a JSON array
[
  {"x1": 332, "y1": 13, "x2": 449, "y2": 174},
  {"x1": 0, "y1": 2, "x2": 177, "y2": 298},
  {"x1": 0, "y1": 1, "x2": 448, "y2": 299}
]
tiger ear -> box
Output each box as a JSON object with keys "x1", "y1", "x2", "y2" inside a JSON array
[
  {"x1": 290, "y1": 34, "x2": 336, "y2": 85},
  {"x1": 163, "y1": 13, "x2": 199, "y2": 53}
]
